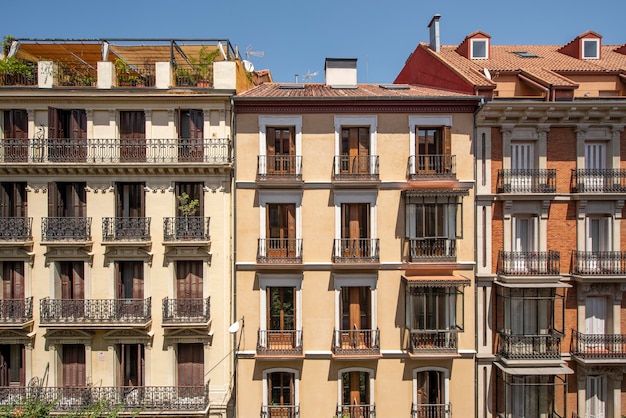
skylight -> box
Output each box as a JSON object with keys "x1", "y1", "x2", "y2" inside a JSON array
[
  {"x1": 512, "y1": 51, "x2": 539, "y2": 58},
  {"x1": 278, "y1": 83, "x2": 305, "y2": 89},
  {"x1": 379, "y1": 84, "x2": 410, "y2": 90}
]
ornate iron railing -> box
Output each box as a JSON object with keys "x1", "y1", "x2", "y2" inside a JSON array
[
  {"x1": 411, "y1": 403, "x2": 452, "y2": 418},
  {"x1": 261, "y1": 405, "x2": 300, "y2": 418},
  {"x1": 174, "y1": 63, "x2": 214, "y2": 88},
  {"x1": 163, "y1": 217, "x2": 210, "y2": 241},
  {"x1": 257, "y1": 239, "x2": 302, "y2": 263},
  {"x1": 333, "y1": 329, "x2": 380, "y2": 356},
  {"x1": 497, "y1": 251, "x2": 561, "y2": 275},
  {"x1": 497, "y1": 332, "x2": 561, "y2": 360},
  {"x1": 0, "y1": 64, "x2": 37, "y2": 86},
  {"x1": 0, "y1": 138, "x2": 232, "y2": 164},
  {"x1": 257, "y1": 330, "x2": 303, "y2": 356},
  {"x1": 571, "y1": 251, "x2": 626, "y2": 275},
  {"x1": 116, "y1": 64, "x2": 155, "y2": 87},
  {"x1": 332, "y1": 239, "x2": 379, "y2": 263},
  {"x1": 408, "y1": 155, "x2": 456, "y2": 179},
  {"x1": 41, "y1": 217, "x2": 91, "y2": 241},
  {"x1": 0, "y1": 297, "x2": 33, "y2": 324},
  {"x1": 102, "y1": 217, "x2": 151, "y2": 241},
  {"x1": 409, "y1": 330, "x2": 458, "y2": 353},
  {"x1": 333, "y1": 155, "x2": 379, "y2": 181},
  {"x1": 162, "y1": 297, "x2": 210, "y2": 324},
  {"x1": 0, "y1": 384, "x2": 209, "y2": 412},
  {"x1": 571, "y1": 330, "x2": 626, "y2": 359},
  {"x1": 409, "y1": 238, "x2": 456, "y2": 261},
  {"x1": 55, "y1": 62, "x2": 97, "y2": 87},
  {"x1": 496, "y1": 169, "x2": 557, "y2": 193},
  {"x1": 571, "y1": 169, "x2": 626, "y2": 193},
  {"x1": 257, "y1": 155, "x2": 302, "y2": 181},
  {"x1": 336, "y1": 404, "x2": 376, "y2": 418},
  {"x1": 39, "y1": 297, "x2": 151, "y2": 325},
  {"x1": 0, "y1": 217, "x2": 32, "y2": 241}
]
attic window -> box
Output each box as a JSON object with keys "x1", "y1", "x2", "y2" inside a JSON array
[
  {"x1": 512, "y1": 51, "x2": 539, "y2": 58},
  {"x1": 582, "y1": 39, "x2": 599, "y2": 59},
  {"x1": 471, "y1": 39, "x2": 488, "y2": 59}
]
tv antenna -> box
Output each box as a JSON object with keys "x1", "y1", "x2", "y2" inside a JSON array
[
  {"x1": 303, "y1": 70, "x2": 318, "y2": 82},
  {"x1": 245, "y1": 44, "x2": 264, "y2": 60}
]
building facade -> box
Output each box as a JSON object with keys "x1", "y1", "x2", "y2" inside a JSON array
[
  {"x1": 0, "y1": 38, "x2": 251, "y2": 416},
  {"x1": 233, "y1": 59, "x2": 480, "y2": 418},
  {"x1": 396, "y1": 15, "x2": 626, "y2": 418}
]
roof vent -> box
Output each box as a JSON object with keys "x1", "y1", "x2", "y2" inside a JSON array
[
  {"x1": 428, "y1": 14, "x2": 441, "y2": 52},
  {"x1": 325, "y1": 58, "x2": 357, "y2": 87}
]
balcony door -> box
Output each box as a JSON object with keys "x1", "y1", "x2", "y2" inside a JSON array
[
  {"x1": 0, "y1": 182, "x2": 27, "y2": 218},
  {"x1": 0, "y1": 344, "x2": 24, "y2": 387},
  {"x1": 585, "y1": 375, "x2": 606, "y2": 418},
  {"x1": 2, "y1": 261, "x2": 24, "y2": 320},
  {"x1": 267, "y1": 287, "x2": 295, "y2": 349},
  {"x1": 116, "y1": 262, "x2": 143, "y2": 318},
  {"x1": 48, "y1": 182, "x2": 86, "y2": 218},
  {"x1": 62, "y1": 344, "x2": 86, "y2": 387},
  {"x1": 116, "y1": 183, "x2": 145, "y2": 219},
  {"x1": 267, "y1": 203, "x2": 296, "y2": 258},
  {"x1": 341, "y1": 203, "x2": 370, "y2": 258},
  {"x1": 512, "y1": 216, "x2": 538, "y2": 272},
  {"x1": 47, "y1": 108, "x2": 87, "y2": 162},
  {"x1": 119, "y1": 343, "x2": 144, "y2": 387},
  {"x1": 510, "y1": 142, "x2": 534, "y2": 192},
  {"x1": 267, "y1": 127, "x2": 295, "y2": 175},
  {"x1": 178, "y1": 109, "x2": 204, "y2": 162},
  {"x1": 341, "y1": 127, "x2": 369, "y2": 175},
  {"x1": 176, "y1": 261, "x2": 203, "y2": 319},
  {"x1": 177, "y1": 343, "x2": 204, "y2": 393},
  {"x1": 415, "y1": 370, "x2": 444, "y2": 418},
  {"x1": 585, "y1": 142, "x2": 606, "y2": 190},
  {"x1": 416, "y1": 127, "x2": 450, "y2": 173},
  {"x1": 3, "y1": 110, "x2": 28, "y2": 162},
  {"x1": 341, "y1": 287, "x2": 371, "y2": 348},
  {"x1": 59, "y1": 261, "x2": 84, "y2": 319},
  {"x1": 341, "y1": 371, "x2": 371, "y2": 417},
  {"x1": 267, "y1": 371, "x2": 295, "y2": 417},
  {"x1": 585, "y1": 296, "x2": 607, "y2": 342},
  {"x1": 586, "y1": 216, "x2": 611, "y2": 272},
  {"x1": 120, "y1": 111, "x2": 146, "y2": 162}
]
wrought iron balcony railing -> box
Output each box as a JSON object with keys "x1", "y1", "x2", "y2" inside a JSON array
[
  {"x1": 0, "y1": 297, "x2": 33, "y2": 324},
  {"x1": 411, "y1": 403, "x2": 452, "y2": 418},
  {"x1": 497, "y1": 251, "x2": 561, "y2": 275},
  {"x1": 257, "y1": 238, "x2": 303, "y2": 263},
  {"x1": 409, "y1": 329, "x2": 458, "y2": 353},
  {"x1": 257, "y1": 155, "x2": 302, "y2": 181},
  {"x1": 0, "y1": 138, "x2": 231, "y2": 164},
  {"x1": 333, "y1": 329, "x2": 380, "y2": 356},
  {"x1": 261, "y1": 405, "x2": 300, "y2": 418},
  {"x1": 41, "y1": 217, "x2": 91, "y2": 242},
  {"x1": 117, "y1": 64, "x2": 155, "y2": 87},
  {"x1": 174, "y1": 63, "x2": 214, "y2": 88},
  {"x1": 571, "y1": 169, "x2": 626, "y2": 193},
  {"x1": 0, "y1": 384, "x2": 209, "y2": 412},
  {"x1": 571, "y1": 330, "x2": 626, "y2": 360},
  {"x1": 409, "y1": 238, "x2": 456, "y2": 262},
  {"x1": 571, "y1": 251, "x2": 626, "y2": 275},
  {"x1": 162, "y1": 297, "x2": 210, "y2": 324},
  {"x1": 333, "y1": 155, "x2": 379, "y2": 181},
  {"x1": 257, "y1": 330, "x2": 303, "y2": 356},
  {"x1": 336, "y1": 404, "x2": 376, "y2": 418},
  {"x1": 55, "y1": 62, "x2": 97, "y2": 87},
  {"x1": 102, "y1": 217, "x2": 151, "y2": 242},
  {"x1": 497, "y1": 332, "x2": 562, "y2": 360},
  {"x1": 496, "y1": 169, "x2": 557, "y2": 193},
  {"x1": 332, "y1": 239, "x2": 379, "y2": 263},
  {"x1": 0, "y1": 217, "x2": 32, "y2": 241},
  {"x1": 408, "y1": 155, "x2": 456, "y2": 179},
  {"x1": 40, "y1": 297, "x2": 151, "y2": 325},
  {"x1": 163, "y1": 217, "x2": 210, "y2": 242}
]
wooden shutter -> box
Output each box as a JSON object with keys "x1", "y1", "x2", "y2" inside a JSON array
[
  {"x1": 4, "y1": 110, "x2": 28, "y2": 138},
  {"x1": 48, "y1": 182, "x2": 62, "y2": 217},
  {"x1": 178, "y1": 343, "x2": 204, "y2": 387},
  {"x1": 0, "y1": 182, "x2": 26, "y2": 218},
  {"x1": 3, "y1": 261, "x2": 24, "y2": 299},
  {"x1": 72, "y1": 262, "x2": 84, "y2": 300},
  {"x1": 70, "y1": 110, "x2": 86, "y2": 139},
  {"x1": 443, "y1": 126, "x2": 451, "y2": 156},
  {"x1": 116, "y1": 183, "x2": 145, "y2": 217},
  {"x1": 120, "y1": 111, "x2": 146, "y2": 162},
  {"x1": 0, "y1": 345, "x2": 8, "y2": 387},
  {"x1": 117, "y1": 262, "x2": 143, "y2": 299},
  {"x1": 48, "y1": 108, "x2": 60, "y2": 139},
  {"x1": 71, "y1": 183, "x2": 86, "y2": 218},
  {"x1": 62, "y1": 344, "x2": 86, "y2": 387},
  {"x1": 189, "y1": 110, "x2": 204, "y2": 139},
  {"x1": 176, "y1": 261, "x2": 203, "y2": 299}
]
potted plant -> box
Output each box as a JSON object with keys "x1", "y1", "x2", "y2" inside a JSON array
[
  {"x1": 115, "y1": 58, "x2": 143, "y2": 87},
  {"x1": 175, "y1": 66, "x2": 196, "y2": 87},
  {"x1": 190, "y1": 47, "x2": 220, "y2": 87},
  {"x1": 0, "y1": 57, "x2": 36, "y2": 86},
  {"x1": 177, "y1": 192, "x2": 200, "y2": 239}
]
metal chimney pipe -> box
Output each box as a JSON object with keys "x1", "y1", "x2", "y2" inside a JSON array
[{"x1": 428, "y1": 14, "x2": 441, "y2": 52}]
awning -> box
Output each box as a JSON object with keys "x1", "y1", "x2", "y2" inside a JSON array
[
  {"x1": 495, "y1": 281, "x2": 571, "y2": 288},
  {"x1": 403, "y1": 275, "x2": 471, "y2": 287},
  {"x1": 495, "y1": 362, "x2": 574, "y2": 375}
]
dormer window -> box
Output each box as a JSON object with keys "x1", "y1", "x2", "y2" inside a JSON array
[
  {"x1": 471, "y1": 39, "x2": 488, "y2": 59},
  {"x1": 582, "y1": 39, "x2": 599, "y2": 59}
]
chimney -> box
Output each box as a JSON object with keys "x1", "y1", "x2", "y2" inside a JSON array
[
  {"x1": 428, "y1": 14, "x2": 441, "y2": 52},
  {"x1": 324, "y1": 58, "x2": 357, "y2": 87}
]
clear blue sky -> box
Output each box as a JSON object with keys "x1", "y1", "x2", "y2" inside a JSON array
[{"x1": 3, "y1": 0, "x2": 624, "y2": 83}]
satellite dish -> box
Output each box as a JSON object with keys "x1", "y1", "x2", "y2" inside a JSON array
[
  {"x1": 217, "y1": 42, "x2": 227, "y2": 60},
  {"x1": 483, "y1": 68, "x2": 492, "y2": 80},
  {"x1": 228, "y1": 321, "x2": 240, "y2": 334},
  {"x1": 243, "y1": 59, "x2": 254, "y2": 72}
]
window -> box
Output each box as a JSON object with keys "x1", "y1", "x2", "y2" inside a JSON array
[
  {"x1": 259, "y1": 275, "x2": 302, "y2": 353},
  {"x1": 268, "y1": 287, "x2": 295, "y2": 331},
  {"x1": 2, "y1": 261, "x2": 25, "y2": 319},
  {"x1": 178, "y1": 109, "x2": 204, "y2": 162},
  {"x1": 48, "y1": 182, "x2": 86, "y2": 218},
  {"x1": 266, "y1": 127, "x2": 296, "y2": 175},
  {"x1": 176, "y1": 261, "x2": 203, "y2": 299},
  {"x1": 0, "y1": 344, "x2": 24, "y2": 386},
  {"x1": 47, "y1": 108, "x2": 87, "y2": 162},
  {"x1": 0, "y1": 182, "x2": 27, "y2": 217},
  {"x1": 58, "y1": 261, "x2": 85, "y2": 301},
  {"x1": 415, "y1": 370, "x2": 446, "y2": 415},
  {"x1": 338, "y1": 369, "x2": 374, "y2": 417},
  {"x1": 175, "y1": 182, "x2": 204, "y2": 217},
  {"x1": 116, "y1": 261, "x2": 144, "y2": 300},
  {"x1": 586, "y1": 375, "x2": 606, "y2": 418},
  {"x1": 119, "y1": 344, "x2": 144, "y2": 387},
  {"x1": 177, "y1": 343, "x2": 204, "y2": 388},
  {"x1": 582, "y1": 39, "x2": 599, "y2": 59},
  {"x1": 416, "y1": 127, "x2": 451, "y2": 174},
  {"x1": 340, "y1": 127, "x2": 370, "y2": 175},
  {"x1": 2, "y1": 110, "x2": 28, "y2": 162},
  {"x1": 339, "y1": 203, "x2": 371, "y2": 258},
  {"x1": 471, "y1": 39, "x2": 488, "y2": 59},
  {"x1": 266, "y1": 203, "x2": 297, "y2": 259},
  {"x1": 119, "y1": 111, "x2": 146, "y2": 162},
  {"x1": 263, "y1": 369, "x2": 299, "y2": 416}
]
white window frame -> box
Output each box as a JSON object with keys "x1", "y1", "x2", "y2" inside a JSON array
[
  {"x1": 471, "y1": 39, "x2": 489, "y2": 59},
  {"x1": 258, "y1": 116, "x2": 303, "y2": 176},
  {"x1": 582, "y1": 39, "x2": 600, "y2": 59},
  {"x1": 259, "y1": 191, "x2": 303, "y2": 242},
  {"x1": 334, "y1": 116, "x2": 377, "y2": 174},
  {"x1": 412, "y1": 367, "x2": 450, "y2": 407},
  {"x1": 408, "y1": 116, "x2": 452, "y2": 175},
  {"x1": 336, "y1": 367, "x2": 375, "y2": 407},
  {"x1": 259, "y1": 274, "x2": 303, "y2": 333},
  {"x1": 333, "y1": 191, "x2": 377, "y2": 241},
  {"x1": 262, "y1": 367, "x2": 300, "y2": 408},
  {"x1": 333, "y1": 274, "x2": 377, "y2": 332}
]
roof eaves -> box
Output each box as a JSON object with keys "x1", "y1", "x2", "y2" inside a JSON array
[{"x1": 420, "y1": 44, "x2": 495, "y2": 90}]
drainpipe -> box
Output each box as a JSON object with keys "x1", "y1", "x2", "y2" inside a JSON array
[{"x1": 230, "y1": 95, "x2": 238, "y2": 418}]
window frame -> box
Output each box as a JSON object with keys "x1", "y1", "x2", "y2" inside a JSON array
[
  {"x1": 259, "y1": 275, "x2": 302, "y2": 333},
  {"x1": 471, "y1": 39, "x2": 489, "y2": 59},
  {"x1": 582, "y1": 39, "x2": 600, "y2": 59},
  {"x1": 262, "y1": 367, "x2": 300, "y2": 408},
  {"x1": 405, "y1": 195, "x2": 463, "y2": 240}
]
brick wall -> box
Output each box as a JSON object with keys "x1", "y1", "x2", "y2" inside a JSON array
[
  {"x1": 547, "y1": 127, "x2": 576, "y2": 194},
  {"x1": 491, "y1": 127, "x2": 502, "y2": 194},
  {"x1": 492, "y1": 201, "x2": 503, "y2": 273}
]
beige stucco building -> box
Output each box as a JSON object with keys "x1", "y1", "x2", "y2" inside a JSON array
[
  {"x1": 233, "y1": 59, "x2": 480, "y2": 418},
  {"x1": 0, "y1": 38, "x2": 252, "y2": 416}
]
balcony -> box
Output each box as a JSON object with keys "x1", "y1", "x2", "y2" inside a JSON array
[
  {"x1": 408, "y1": 238, "x2": 456, "y2": 262},
  {"x1": 571, "y1": 251, "x2": 626, "y2": 276},
  {"x1": 336, "y1": 404, "x2": 375, "y2": 418},
  {"x1": 261, "y1": 405, "x2": 300, "y2": 418},
  {"x1": 409, "y1": 330, "x2": 458, "y2": 355},
  {"x1": 332, "y1": 239, "x2": 379, "y2": 264},
  {"x1": 256, "y1": 330, "x2": 303, "y2": 357},
  {"x1": 0, "y1": 297, "x2": 33, "y2": 327},
  {"x1": 163, "y1": 217, "x2": 210, "y2": 242},
  {"x1": 257, "y1": 239, "x2": 302, "y2": 264},
  {"x1": 571, "y1": 169, "x2": 626, "y2": 193},
  {"x1": 40, "y1": 297, "x2": 151, "y2": 327},
  {"x1": 497, "y1": 332, "x2": 562, "y2": 361},
  {"x1": 570, "y1": 330, "x2": 626, "y2": 362},
  {"x1": 332, "y1": 155, "x2": 379, "y2": 183},
  {"x1": 0, "y1": 217, "x2": 32, "y2": 242},
  {"x1": 497, "y1": 251, "x2": 561, "y2": 276},
  {"x1": 332, "y1": 329, "x2": 380, "y2": 358},
  {"x1": 41, "y1": 217, "x2": 91, "y2": 242},
  {"x1": 0, "y1": 138, "x2": 232, "y2": 164},
  {"x1": 257, "y1": 155, "x2": 303, "y2": 184},
  {"x1": 162, "y1": 297, "x2": 210, "y2": 327},
  {"x1": 411, "y1": 403, "x2": 451, "y2": 418},
  {"x1": 102, "y1": 217, "x2": 150, "y2": 242},
  {"x1": 408, "y1": 154, "x2": 456, "y2": 179},
  {"x1": 0, "y1": 384, "x2": 209, "y2": 413},
  {"x1": 496, "y1": 169, "x2": 556, "y2": 193}
]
